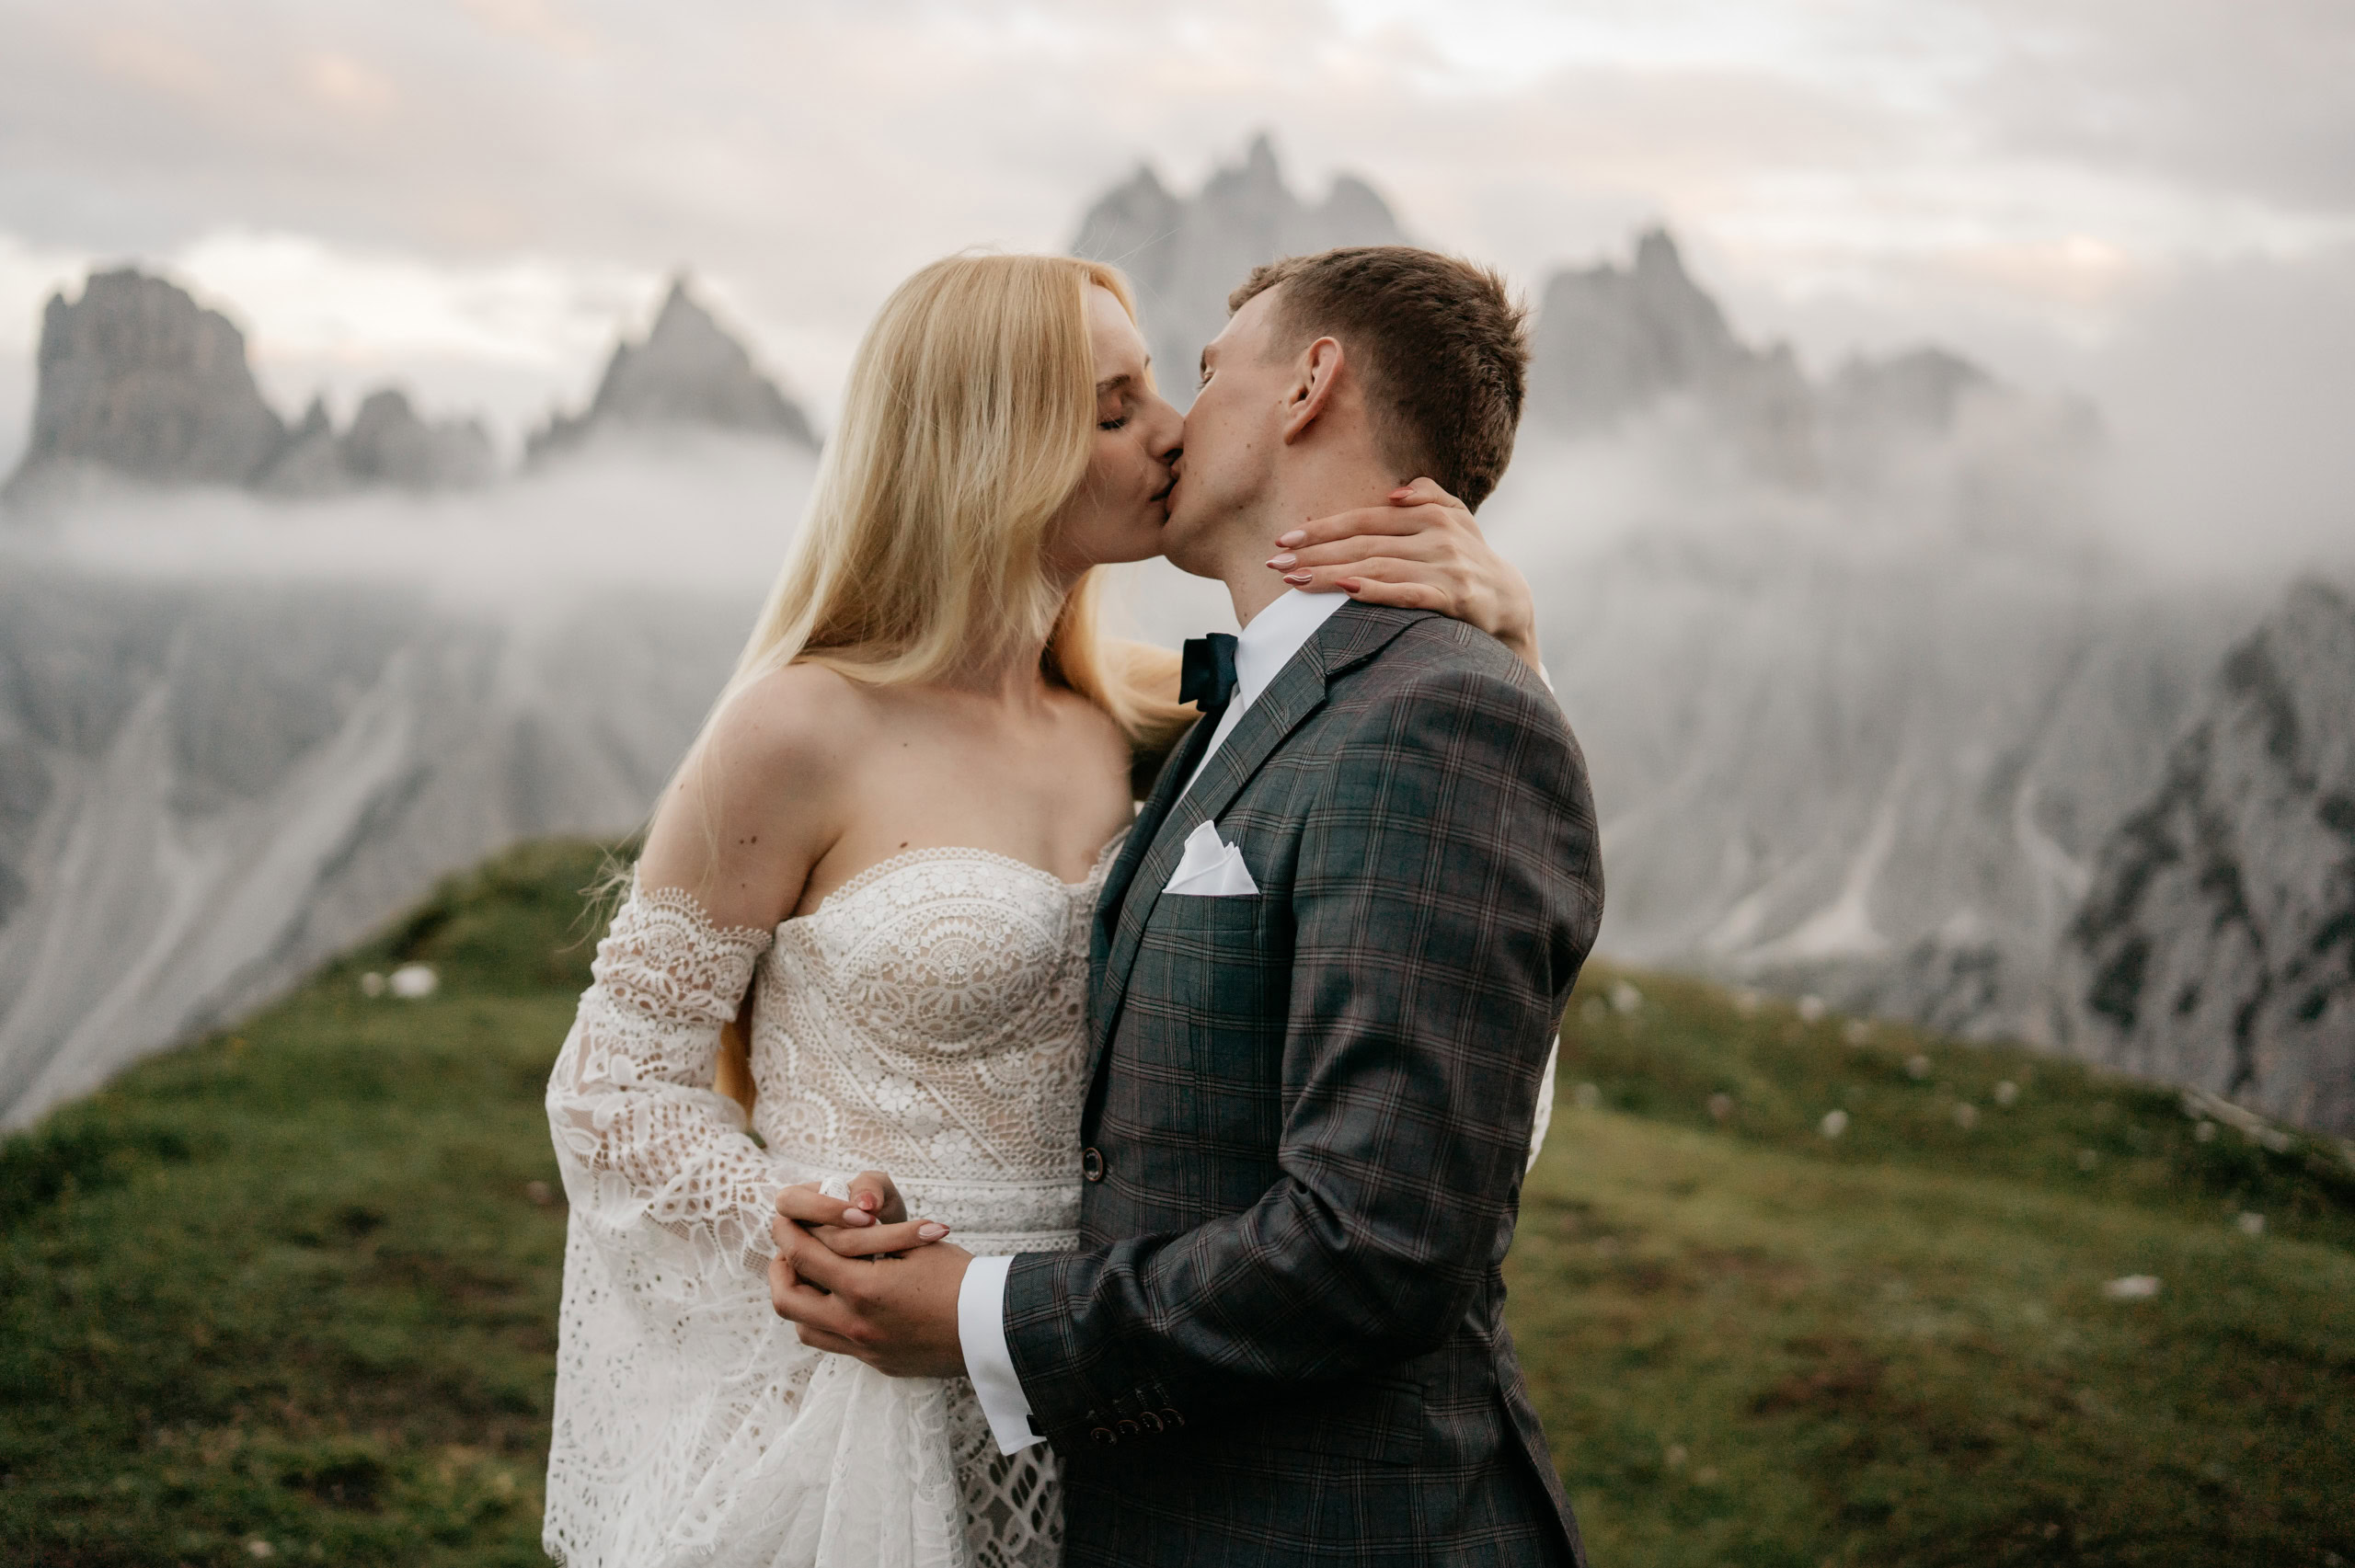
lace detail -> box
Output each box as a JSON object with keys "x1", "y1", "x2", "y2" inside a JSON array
[{"x1": 545, "y1": 841, "x2": 1118, "y2": 1568}]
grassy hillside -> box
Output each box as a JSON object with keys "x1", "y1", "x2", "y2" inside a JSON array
[{"x1": 4, "y1": 841, "x2": 2351, "y2": 1565}]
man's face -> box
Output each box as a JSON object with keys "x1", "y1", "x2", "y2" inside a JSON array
[{"x1": 1162, "y1": 286, "x2": 1294, "y2": 574}]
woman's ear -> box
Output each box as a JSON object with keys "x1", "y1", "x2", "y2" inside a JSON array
[{"x1": 1280, "y1": 337, "x2": 1346, "y2": 445}]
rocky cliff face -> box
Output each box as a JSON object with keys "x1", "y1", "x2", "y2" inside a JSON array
[
  {"x1": 2, "y1": 269, "x2": 500, "y2": 506},
  {"x1": 0, "y1": 557, "x2": 749, "y2": 1129},
  {"x1": 1071, "y1": 135, "x2": 1407, "y2": 406},
  {"x1": 527, "y1": 279, "x2": 816, "y2": 460},
  {"x1": 2057, "y1": 579, "x2": 2355, "y2": 1131},
  {"x1": 4, "y1": 269, "x2": 286, "y2": 500}
]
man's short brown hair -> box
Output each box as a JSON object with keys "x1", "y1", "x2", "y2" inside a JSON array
[{"x1": 1228, "y1": 246, "x2": 1528, "y2": 510}]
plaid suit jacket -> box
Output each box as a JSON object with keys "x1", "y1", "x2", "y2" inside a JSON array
[{"x1": 1004, "y1": 603, "x2": 1603, "y2": 1567}]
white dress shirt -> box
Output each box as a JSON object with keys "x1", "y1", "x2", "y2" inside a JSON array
[{"x1": 956, "y1": 589, "x2": 1349, "y2": 1454}]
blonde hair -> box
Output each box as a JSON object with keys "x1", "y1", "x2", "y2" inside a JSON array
[
  {"x1": 718, "y1": 251, "x2": 1186, "y2": 737},
  {"x1": 700, "y1": 252, "x2": 1192, "y2": 1110}
]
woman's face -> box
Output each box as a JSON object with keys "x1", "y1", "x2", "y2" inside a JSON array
[{"x1": 1044, "y1": 285, "x2": 1185, "y2": 578}]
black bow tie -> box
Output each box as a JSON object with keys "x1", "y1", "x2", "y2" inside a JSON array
[{"x1": 1179, "y1": 633, "x2": 1239, "y2": 714}]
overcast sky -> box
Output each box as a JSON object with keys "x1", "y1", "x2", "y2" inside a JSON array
[{"x1": 1, "y1": 0, "x2": 2349, "y2": 555}]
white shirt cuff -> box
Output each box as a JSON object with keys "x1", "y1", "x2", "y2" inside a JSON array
[{"x1": 957, "y1": 1253, "x2": 1042, "y2": 1454}]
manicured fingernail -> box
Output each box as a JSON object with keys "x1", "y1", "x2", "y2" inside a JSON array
[
  {"x1": 1390, "y1": 486, "x2": 1414, "y2": 499},
  {"x1": 1267, "y1": 553, "x2": 1297, "y2": 568},
  {"x1": 1276, "y1": 530, "x2": 1306, "y2": 547},
  {"x1": 841, "y1": 1207, "x2": 872, "y2": 1226},
  {"x1": 1283, "y1": 572, "x2": 1313, "y2": 586},
  {"x1": 917, "y1": 1222, "x2": 949, "y2": 1241},
  {"x1": 856, "y1": 1191, "x2": 878, "y2": 1210}
]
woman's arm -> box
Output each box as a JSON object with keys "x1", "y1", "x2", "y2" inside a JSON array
[
  {"x1": 546, "y1": 668, "x2": 859, "y2": 1273},
  {"x1": 1261, "y1": 476, "x2": 1541, "y2": 671}
]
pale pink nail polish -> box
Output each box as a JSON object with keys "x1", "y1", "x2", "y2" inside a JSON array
[
  {"x1": 1283, "y1": 572, "x2": 1313, "y2": 586},
  {"x1": 1277, "y1": 530, "x2": 1306, "y2": 547},
  {"x1": 1269, "y1": 553, "x2": 1297, "y2": 568},
  {"x1": 917, "y1": 1222, "x2": 949, "y2": 1241}
]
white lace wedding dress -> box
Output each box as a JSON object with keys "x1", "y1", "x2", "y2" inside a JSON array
[{"x1": 542, "y1": 840, "x2": 1119, "y2": 1568}]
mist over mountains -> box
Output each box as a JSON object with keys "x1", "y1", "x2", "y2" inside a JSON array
[{"x1": 0, "y1": 136, "x2": 2348, "y2": 1138}]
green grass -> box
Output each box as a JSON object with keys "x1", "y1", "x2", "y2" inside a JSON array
[
  {"x1": 0, "y1": 841, "x2": 615, "y2": 1567},
  {"x1": 3, "y1": 842, "x2": 2350, "y2": 1565},
  {"x1": 1519, "y1": 969, "x2": 2355, "y2": 1566}
]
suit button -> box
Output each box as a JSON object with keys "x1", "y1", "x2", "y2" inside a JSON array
[{"x1": 1081, "y1": 1147, "x2": 1105, "y2": 1183}]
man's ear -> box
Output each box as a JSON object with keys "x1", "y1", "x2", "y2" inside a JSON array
[{"x1": 1278, "y1": 337, "x2": 1345, "y2": 445}]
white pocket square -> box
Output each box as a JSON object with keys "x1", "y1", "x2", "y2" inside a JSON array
[{"x1": 1163, "y1": 818, "x2": 1259, "y2": 897}]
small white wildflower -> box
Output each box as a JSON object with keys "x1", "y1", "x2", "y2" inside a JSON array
[
  {"x1": 1663, "y1": 1444, "x2": 1687, "y2": 1469},
  {"x1": 1994, "y1": 1081, "x2": 2018, "y2": 1107},
  {"x1": 1732, "y1": 988, "x2": 1763, "y2": 1016},
  {"x1": 1573, "y1": 1082, "x2": 1601, "y2": 1111},
  {"x1": 2102, "y1": 1275, "x2": 2161, "y2": 1300},
  {"x1": 247, "y1": 1543, "x2": 275, "y2": 1562},
  {"x1": 359, "y1": 971, "x2": 386, "y2": 998},
  {"x1": 1797, "y1": 995, "x2": 1827, "y2": 1024},
  {"x1": 387, "y1": 963, "x2": 439, "y2": 1000},
  {"x1": 1843, "y1": 1018, "x2": 1872, "y2": 1045},
  {"x1": 1906, "y1": 1054, "x2": 1932, "y2": 1081},
  {"x1": 1954, "y1": 1103, "x2": 1980, "y2": 1131},
  {"x1": 2195, "y1": 1120, "x2": 2217, "y2": 1143},
  {"x1": 1707, "y1": 1093, "x2": 1734, "y2": 1123},
  {"x1": 1610, "y1": 981, "x2": 1644, "y2": 1015},
  {"x1": 1820, "y1": 1109, "x2": 1849, "y2": 1139},
  {"x1": 2236, "y1": 1212, "x2": 2266, "y2": 1237}
]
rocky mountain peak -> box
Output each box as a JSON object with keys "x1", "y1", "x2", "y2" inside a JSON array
[
  {"x1": 1070, "y1": 134, "x2": 1408, "y2": 407},
  {"x1": 4, "y1": 268, "x2": 286, "y2": 502},
  {"x1": 527, "y1": 276, "x2": 816, "y2": 462}
]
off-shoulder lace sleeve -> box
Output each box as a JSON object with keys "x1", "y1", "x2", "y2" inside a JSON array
[{"x1": 546, "y1": 881, "x2": 793, "y2": 1275}]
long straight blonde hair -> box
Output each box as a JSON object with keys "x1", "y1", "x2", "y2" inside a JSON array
[
  {"x1": 700, "y1": 253, "x2": 1189, "y2": 1110},
  {"x1": 715, "y1": 251, "x2": 1185, "y2": 738}
]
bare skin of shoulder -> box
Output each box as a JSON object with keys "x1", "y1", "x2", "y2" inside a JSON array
[{"x1": 634, "y1": 659, "x2": 1135, "y2": 934}]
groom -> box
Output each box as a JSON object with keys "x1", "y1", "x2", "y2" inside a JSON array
[{"x1": 771, "y1": 246, "x2": 1603, "y2": 1564}]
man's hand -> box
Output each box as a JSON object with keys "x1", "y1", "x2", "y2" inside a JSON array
[
  {"x1": 768, "y1": 1207, "x2": 972, "y2": 1379},
  {"x1": 1266, "y1": 477, "x2": 1541, "y2": 671}
]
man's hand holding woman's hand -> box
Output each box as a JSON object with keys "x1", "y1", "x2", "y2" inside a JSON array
[
  {"x1": 769, "y1": 1172, "x2": 970, "y2": 1379},
  {"x1": 1266, "y1": 477, "x2": 1540, "y2": 671}
]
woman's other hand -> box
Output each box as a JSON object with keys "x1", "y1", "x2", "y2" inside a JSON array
[
  {"x1": 774, "y1": 1171, "x2": 951, "y2": 1260},
  {"x1": 1268, "y1": 477, "x2": 1539, "y2": 671}
]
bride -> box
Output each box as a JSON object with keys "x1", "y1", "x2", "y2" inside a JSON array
[{"x1": 540, "y1": 252, "x2": 1543, "y2": 1568}]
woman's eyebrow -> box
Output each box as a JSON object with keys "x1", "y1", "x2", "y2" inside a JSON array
[{"x1": 1095, "y1": 373, "x2": 1132, "y2": 396}]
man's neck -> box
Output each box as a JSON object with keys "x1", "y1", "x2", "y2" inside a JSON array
[{"x1": 1218, "y1": 464, "x2": 1402, "y2": 627}]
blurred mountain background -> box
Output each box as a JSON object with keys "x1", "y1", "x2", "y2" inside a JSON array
[{"x1": 0, "y1": 134, "x2": 2349, "y2": 1148}]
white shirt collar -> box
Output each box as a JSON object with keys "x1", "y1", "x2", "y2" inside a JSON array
[
  {"x1": 1177, "y1": 590, "x2": 1349, "y2": 800},
  {"x1": 1231, "y1": 589, "x2": 1349, "y2": 712}
]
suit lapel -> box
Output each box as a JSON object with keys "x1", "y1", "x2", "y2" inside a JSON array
[
  {"x1": 1086, "y1": 602, "x2": 1431, "y2": 1063},
  {"x1": 1091, "y1": 712, "x2": 1215, "y2": 1000}
]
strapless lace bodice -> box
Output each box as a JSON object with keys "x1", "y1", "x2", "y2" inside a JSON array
[
  {"x1": 543, "y1": 839, "x2": 1119, "y2": 1568},
  {"x1": 749, "y1": 847, "x2": 1107, "y2": 1251}
]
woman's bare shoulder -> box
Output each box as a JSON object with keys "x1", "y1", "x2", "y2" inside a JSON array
[
  {"x1": 704, "y1": 661, "x2": 880, "y2": 781},
  {"x1": 638, "y1": 663, "x2": 876, "y2": 921}
]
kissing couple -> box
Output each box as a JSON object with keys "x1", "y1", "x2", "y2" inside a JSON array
[{"x1": 542, "y1": 244, "x2": 1602, "y2": 1567}]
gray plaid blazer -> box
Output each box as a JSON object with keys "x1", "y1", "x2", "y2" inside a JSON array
[{"x1": 1003, "y1": 603, "x2": 1603, "y2": 1567}]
